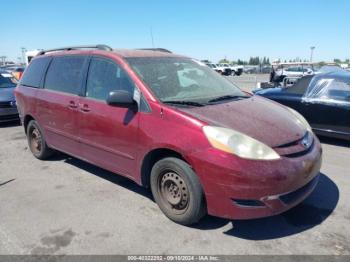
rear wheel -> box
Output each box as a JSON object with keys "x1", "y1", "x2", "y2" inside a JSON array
[
  {"x1": 27, "y1": 120, "x2": 54, "y2": 160},
  {"x1": 150, "y1": 157, "x2": 206, "y2": 225}
]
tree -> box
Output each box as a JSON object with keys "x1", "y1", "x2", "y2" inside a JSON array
[
  {"x1": 218, "y1": 58, "x2": 230, "y2": 64},
  {"x1": 333, "y1": 58, "x2": 341, "y2": 64},
  {"x1": 237, "y1": 59, "x2": 245, "y2": 65}
]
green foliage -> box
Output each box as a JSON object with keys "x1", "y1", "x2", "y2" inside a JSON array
[{"x1": 218, "y1": 58, "x2": 230, "y2": 64}]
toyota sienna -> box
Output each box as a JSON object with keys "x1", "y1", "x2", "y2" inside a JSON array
[{"x1": 15, "y1": 45, "x2": 322, "y2": 225}]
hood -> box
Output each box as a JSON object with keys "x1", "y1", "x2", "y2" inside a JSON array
[
  {"x1": 176, "y1": 96, "x2": 306, "y2": 147},
  {"x1": 0, "y1": 87, "x2": 16, "y2": 102},
  {"x1": 253, "y1": 87, "x2": 283, "y2": 95}
]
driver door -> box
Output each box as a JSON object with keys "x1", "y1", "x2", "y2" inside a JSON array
[{"x1": 78, "y1": 56, "x2": 139, "y2": 180}]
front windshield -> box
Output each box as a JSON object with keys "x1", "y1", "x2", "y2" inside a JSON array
[
  {"x1": 126, "y1": 57, "x2": 246, "y2": 103},
  {"x1": 0, "y1": 73, "x2": 17, "y2": 88}
]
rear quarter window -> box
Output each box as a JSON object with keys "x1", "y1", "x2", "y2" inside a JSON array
[
  {"x1": 20, "y1": 57, "x2": 51, "y2": 88},
  {"x1": 44, "y1": 56, "x2": 86, "y2": 95}
]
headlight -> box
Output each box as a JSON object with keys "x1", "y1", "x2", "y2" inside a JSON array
[
  {"x1": 202, "y1": 126, "x2": 280, "y2": 160},
  {"x1": 286, "y1": 107, "x2": 312, "y2": 132}
]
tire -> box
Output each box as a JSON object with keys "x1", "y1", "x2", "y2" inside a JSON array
[
  {"x1": 150, "y1": 157, "x2": 206, "y2": 225},
  {"x1": 231, "y1": 70, "x2": 236, "y2": 76},
  {"x1": 27, "y1": 120, "x2": 54, "y2": 160}
]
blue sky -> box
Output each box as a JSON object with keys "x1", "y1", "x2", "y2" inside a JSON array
[{"x1": 2, "y1": 0, "x2": 350, "y2": 63}]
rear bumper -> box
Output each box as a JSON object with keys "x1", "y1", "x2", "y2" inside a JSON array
[{"x1": 188, "y1": 135, "x2": 322, "y2": 220}]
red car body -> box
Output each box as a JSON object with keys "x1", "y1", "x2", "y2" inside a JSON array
[{"x1": 15, "y1": 49, "x2": 322, "y2": 220}]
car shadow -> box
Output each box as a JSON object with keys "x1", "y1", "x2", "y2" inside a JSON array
[
  {"x1": 318, "y1": 136, "x2": 350, "y2": 148},
  {"x1": 220, "y1": 173, "x2": 339, "y2": 240},
  {"x1": 45, "y1": 154, "x2": 338, "y2": 239},
  {"x1": 50, "y1": 153, "x2": 152, "y2": 200}
]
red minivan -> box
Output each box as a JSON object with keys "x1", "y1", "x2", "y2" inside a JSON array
[{"x1": 15, "y1": 45, "x2": 322, "y2": 225}]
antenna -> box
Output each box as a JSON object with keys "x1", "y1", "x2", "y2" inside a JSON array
[{"x1": 150, "y1": 27, "x2": 155, "y2": 48}]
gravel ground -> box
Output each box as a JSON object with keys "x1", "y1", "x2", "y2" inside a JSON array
[{"x1": 0, "y1": 76, "x2": 349, "y2": 255}]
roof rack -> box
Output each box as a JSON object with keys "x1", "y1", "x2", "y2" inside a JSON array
[
  {"x1": 37, "y1": 44, "x2": 113, "y2": 55},
  {"x1": 137, "y1": 48, "x2": 172, "y2": 53}
]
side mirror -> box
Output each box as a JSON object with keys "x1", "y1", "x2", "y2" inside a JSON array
[{"x1": 106, "y1": 90, "x2": 136, "y2": 108}]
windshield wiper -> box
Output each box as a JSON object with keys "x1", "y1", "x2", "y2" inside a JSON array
[
  {"x1": 162, "y1": 100, "x2": 206, "y2": 107},
  {"x1": 208, "y1": 95, "x2": 248, "y2": 103}
]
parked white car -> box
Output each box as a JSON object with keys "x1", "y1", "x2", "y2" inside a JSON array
[
  {"x1": 214, "y1": 64, "x2": 230, "y2": 75},
  {"x1": 275, "y1": 66, "x2": 314, "y2": 78},
  {"x1": 229, "y1": 64, "x2": 244, "y2": 76}
]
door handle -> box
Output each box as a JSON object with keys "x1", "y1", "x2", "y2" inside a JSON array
[
  {"x1": 68, "y1": 101, "x2": 78, "y2": 109},
  {"x1": 79, "y1": 103, "x2": 90, "y2": 112}
]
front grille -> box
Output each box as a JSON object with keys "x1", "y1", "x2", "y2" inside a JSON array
[
  {"x1": 0, "y1": 101, "x2": 13, "y2": 108},
  {"x1": 283, "y1": 139, "x2": 314, "y2": 157},
  {"x1": 280, "y1": 175, "x2": 319, "y2": 205},
  {"x1": 0, "y1": 114, "x2": 19, "y2": 121},
  {"x1": 274, "y1": 131, "x2": 314, "y2": 158}
]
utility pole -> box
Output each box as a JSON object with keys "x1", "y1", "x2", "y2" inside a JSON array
[
  {"x1": 21, "y1": 47, "x2": 27, "y2": 65},
  {"x1": 310, "y1": 46, "x2": 315, "y2": 62}
]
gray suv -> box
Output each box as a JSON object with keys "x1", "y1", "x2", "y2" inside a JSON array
[{"x1": 0, "y1": 70, "x2": 18, "y2": 123}]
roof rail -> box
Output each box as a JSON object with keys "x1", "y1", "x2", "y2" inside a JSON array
[
  {"x1": 37, "y1": 44, "x2": 113, "y2": 55},
  {"x1": 137, "y1": 48, "x2": 172, "y2": 53}
]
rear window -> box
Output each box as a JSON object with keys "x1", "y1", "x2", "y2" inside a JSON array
[
  {"x1": 20, "y1": 57, "x2": 50, "y2": 88},
  {"x1": 44, "y1": 56, "x2": 86, "y2": 95}
]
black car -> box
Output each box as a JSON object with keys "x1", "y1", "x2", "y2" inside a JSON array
[{"x1": 254, "y1": 71, "x2": 350, "y2": 140}]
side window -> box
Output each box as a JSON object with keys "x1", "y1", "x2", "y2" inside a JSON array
[
  {"x1": 86, "y1": 57, "x2": 135, "y2": 101},
  {"x1": 20, "y1": 57, "x2": 50, "y2": 88},
  {"x1": 327, "y1": 80, "x2": 350, "y2": 102},
  {"x1": 44, "y1": 56, "x2": 86, "y2": 95}
]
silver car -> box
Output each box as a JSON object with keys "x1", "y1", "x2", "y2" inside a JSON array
[{"x1": 0, "y1": 71, "x2": 18, "y2": 123}]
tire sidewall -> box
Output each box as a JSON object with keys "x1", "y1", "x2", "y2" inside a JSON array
[
  {"x1": 27, "y1": 120, "x2": 51, "y2": 159},
  {"x1": 150, "y1": 157, "x2": 205, "y2": 225}
]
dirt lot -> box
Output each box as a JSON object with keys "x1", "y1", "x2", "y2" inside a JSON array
[{"x1": 0, "y1": 75, "x2": 349, "y2": 255}]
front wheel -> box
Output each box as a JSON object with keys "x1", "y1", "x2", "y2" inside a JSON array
[
  {"x1": 27, "y1": 120, "x2": 54, "y2": 160},
  {"x1": 150, "y1": 157, "x2": 206, "y2": 225}
]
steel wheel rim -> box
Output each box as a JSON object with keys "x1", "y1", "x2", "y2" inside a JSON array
[
  {"x1": 158, "y1": 171, "x2": 189, "y2": 215},
  {"x1": 30, "y1": 127, "x2": 42, "y2": 155}
]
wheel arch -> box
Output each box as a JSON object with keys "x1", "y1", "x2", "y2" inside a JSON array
[
  {"x1": 140, "y1": 148, "x2": 188, "y2": 188},
  {"x1": 23, "y1": 114, "x2": 35, "y2": 134}
]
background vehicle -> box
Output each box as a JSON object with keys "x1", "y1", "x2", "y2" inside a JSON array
[
  {"x1": 270, "y1": 62, "x2": 317, "y2": 84},
  {"x1": 1, "y1": 65, "x2": 25, "y2": 80},
  {"x1": 221, "y1": 63, "x2": 243, "y2": 76},
  {"x1": 205, "y1": 63, "x2": 220, "y2": 72},
  {"x1": 16, "y1": 45, "x2": 321, "y2": 225},
  {"x1": 25, "y1": 50, "x2": 41, "y2": 65},
  {"x1": 215, "y1": 64, "x2": 232, "y2": 75},
  {"x1": 0, "y1": 70, "x2": 19, "y2": 123},
  {"x1": 255, "y1": 71, "x2": 350, "y2": 140}
]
